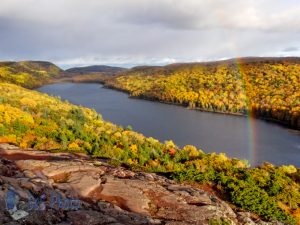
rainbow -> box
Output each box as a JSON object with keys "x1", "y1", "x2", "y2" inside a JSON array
[
  {"x1": 233, "y1": 58, "x2": 257, "y2": 166},
  {"x1": 204, "y1": 11, "x2": 258, "y2": 166}
]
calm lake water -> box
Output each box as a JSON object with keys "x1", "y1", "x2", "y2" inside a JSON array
[{"x1": 37, "y1": 83, "x2": 300, "y2": 166}]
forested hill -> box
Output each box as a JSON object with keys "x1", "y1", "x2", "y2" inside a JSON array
[
  {"x1": 61, "y1": 65, "x2": 128, "y2": 83},
  {"x1": 0, "y1": 61, "x2": 62, "y2": 88},
  {"x1": 105, "y1": 57, "x2": 300, "y2": 130},
  {"x1": 65, "y1": 65, "x2": 127, "y2": 74}
]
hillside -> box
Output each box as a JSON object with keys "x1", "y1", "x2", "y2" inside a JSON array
[
  {"x1": 54, "y1": 65, "x2": 128, "y2": 83},
  {"x1": 65, "y1": 65, "x2": 127, "y2": 75},
  {"x1": 104, "y1": 57, "x2": 300, "y2": 130},
  {"x1": 0, "y1": 61, "x2": 62, "y2": 88},
  {"x1": 0, "y1": 82, "x2": 300, "y2": 224}
]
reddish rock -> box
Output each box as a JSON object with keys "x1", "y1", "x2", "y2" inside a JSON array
[{"x1": 0, "y1": 145, "x2": 279, "y2": 225}]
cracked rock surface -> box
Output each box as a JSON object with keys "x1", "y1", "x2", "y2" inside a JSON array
[{"x1": 0, "y1": 143, "x2": 282, "y2": 225}]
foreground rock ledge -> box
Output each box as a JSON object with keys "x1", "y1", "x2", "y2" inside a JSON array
[{"x1": 0, "y1": 143, "x2": 281, "y2": 225}]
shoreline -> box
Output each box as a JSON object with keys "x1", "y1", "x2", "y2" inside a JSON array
[
  {"x1": 43, "y1": 79, "x2": 300, "y2": 132},
  {"x1": 103, "y1": 83, "x2": 300, "y2": 131}
]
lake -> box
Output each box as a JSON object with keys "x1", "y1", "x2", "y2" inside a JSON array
[{"x1": 37, "y1": 83, "x2": 300, "y2": 166}]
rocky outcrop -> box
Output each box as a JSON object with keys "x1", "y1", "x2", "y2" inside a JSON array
[{"x1": 0, "y1": 143, "x2": 282, "y2": 225}]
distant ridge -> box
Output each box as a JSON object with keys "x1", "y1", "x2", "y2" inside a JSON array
[
  {"x1": 123, "y1": 57, "x2": 300, "y2": 76},
  {"x1": 66, "y1": 65, "x2": 127, "y2": 75},
  {"x1": 131, "y1": 57, "x2": 300, "y2": 70}
]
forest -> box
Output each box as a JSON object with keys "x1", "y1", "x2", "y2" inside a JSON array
[
  {"x1": 0, "y1": 81, "x2": 300, "y2": 224},
  {"x1": 105, "y1": 58, "x2": 300, "y2": 130}
]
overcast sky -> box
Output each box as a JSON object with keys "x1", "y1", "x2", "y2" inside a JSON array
[{"x1": 0, "y1": 0, "x2": 299, "y2": 68}]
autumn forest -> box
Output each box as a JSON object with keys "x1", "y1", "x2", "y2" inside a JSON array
[
  {"x1": 0, "y1": 58, "x2": 300, "y2": 223},
  {"x1": 105, "y1": 58, "x2": 300, "y2": 130}
]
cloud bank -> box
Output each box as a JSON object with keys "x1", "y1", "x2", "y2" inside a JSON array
[{"x1": 0, "y1": 0, "x2": 299, "y2": 68}]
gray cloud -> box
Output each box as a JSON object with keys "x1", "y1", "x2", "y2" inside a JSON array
[
  {"x1": 116, "y1": 0, "x2": 300, "y2": 31},
  {"x1": 283, "y1": 47, "x2": 299, "y2": 52},
  {"x1": 0, "y1": 0, "x2": 299, "y2": 68}
]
